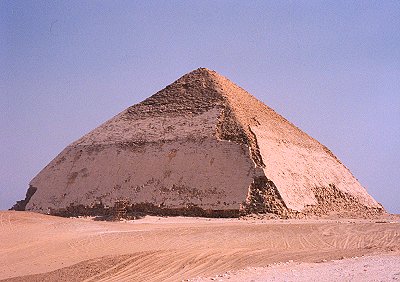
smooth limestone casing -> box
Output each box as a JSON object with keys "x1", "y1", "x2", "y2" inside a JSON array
[
  {"x1": 251, "y1": 125, "x2": 377, "y2": 211},
  {"x1": 28, "y1": 137, "x2": 255, "y2": 212}
]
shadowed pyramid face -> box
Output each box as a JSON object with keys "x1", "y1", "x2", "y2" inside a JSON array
[{"x1": 20, "y1": 68, "x2": 384, "y2": 217}]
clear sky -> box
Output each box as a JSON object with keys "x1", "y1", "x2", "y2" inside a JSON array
[{"x1": 1, "y1": 1, "x2": 399, "y2": 213}]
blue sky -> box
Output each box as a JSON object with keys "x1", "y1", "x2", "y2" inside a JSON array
[{"x1": 1, "y1": 1, "x2": 399, "y2": 213}]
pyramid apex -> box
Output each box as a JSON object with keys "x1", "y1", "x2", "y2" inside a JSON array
[
  {"x1": 195, "y1": 67, "x2": 214, "y2": 72},
  {"x1": 186, "y1": 67, "x2": 217, "y2": 76}
]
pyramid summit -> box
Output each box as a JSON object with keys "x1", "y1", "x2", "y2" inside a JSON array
[{"x1": 16, "y1": 68, "x2": 384, "y2": 218}]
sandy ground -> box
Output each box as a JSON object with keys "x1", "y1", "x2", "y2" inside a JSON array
[
  {"x1": 190, "y1": 255, "x2": 400, "y2": 281},
  {"x1": 1, "y1": 211, "x2": 399, "y2": 281}
]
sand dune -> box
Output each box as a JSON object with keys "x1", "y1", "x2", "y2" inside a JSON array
[{"x1": 1, "y1": 211, "x2": 399, "y2": 281}]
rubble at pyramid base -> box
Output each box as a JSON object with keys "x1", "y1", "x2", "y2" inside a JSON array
[{"x1": 33, "y1": 182, "x2": 384, "y2": 220}]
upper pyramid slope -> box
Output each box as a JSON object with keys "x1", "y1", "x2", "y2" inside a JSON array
[
  {"x1": 74, "y1": 68, "x2": 327, "y2": 150},
  {"x1": 73, "y1": 68, "x2": 225, "y2": 146},
  {"x1": 20, "y1": 68, "x2": 383, "y2": 217}
]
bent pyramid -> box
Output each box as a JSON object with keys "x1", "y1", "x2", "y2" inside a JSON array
[{"x1": 20, "y1": 68, "x2": 384, "y2": 217}]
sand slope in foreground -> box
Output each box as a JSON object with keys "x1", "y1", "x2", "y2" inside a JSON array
[
  {"x1": 1, "y1": 211, "x2": 399, "y2": 281},
  {"x1": 192, "y1": 255, "x2": 400, "y2": 282}
]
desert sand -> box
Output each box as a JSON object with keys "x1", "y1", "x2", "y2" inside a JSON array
[
  {"x1": 191, "y1": 254, "x2": 400, "y2": 281},
  {"x1": 1, "y1": 211, "x2": 399, "y2": 281}
]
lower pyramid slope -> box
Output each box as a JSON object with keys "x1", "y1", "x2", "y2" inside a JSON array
[{"x1": 18, "y1": 68, "x2": 384, "y2": 218}]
